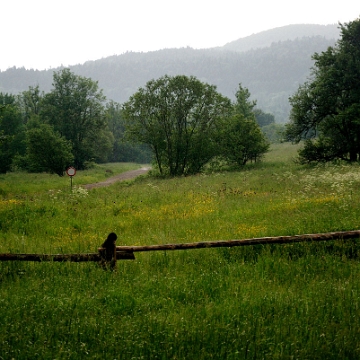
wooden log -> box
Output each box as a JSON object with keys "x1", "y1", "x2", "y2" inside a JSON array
[
  {"x1": 1, "y1": 230, "x2": 359, "y2": 263},
  {"x1": 0, "y1": 253, "x2": 101, "y2": 262},
  {"x1": 0, "y1": 251, "x2": 134, "y2": 262},
  {"x1": 115, "y1": 230, "x2": 360, "y2": 253}
]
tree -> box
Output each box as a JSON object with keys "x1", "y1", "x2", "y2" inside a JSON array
[
  {"x1": 261, "y1": 123, "x2": 286, "y2": 143},
  {"x1": 18, "y1": 85, "x2": 43, "y2": 124},
  {"x1": 234, "y1": 84, "x2": 257, "y2": 118},
  {"x1": 254, "y1": 109, "x2": 275, "y2": 127},
  {"x1": 0, "y1": 93, "x2": 25, "y2": 173},
  {"x1": 123, "y1": 75, "x2": 232, "y2": 176},
  {"x1": 217, "y1": 115, "x2": 269, "y2": 166},
  {"x1": 106, "y1": 100, "x2": 151, "y2": 163},
  {"x1": 216, "y1": 84, "x2": 269, "y2": 166},
  {"x1": 26, "y1": 123, "x2": 73, "y2": 176},
  {"x1": 41, "y1": 69, "x2": 111, "y2": 169},
  {"x1": 286, "y1": 18, "x2": 360, "y2": 162},
  {"x1": 83, "y1": 129, "x2": 114, "y2": 164}
]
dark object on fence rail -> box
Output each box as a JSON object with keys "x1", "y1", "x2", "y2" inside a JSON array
[
  {"x1": 0, "y1": 233, "x2": 135, "y2": 269},
  {"x1": 115, "y1": 230, "x2": 360, "y2": 253},
  {"x1": 99, "y1": 232, "x2": 118, "y2": 270}
]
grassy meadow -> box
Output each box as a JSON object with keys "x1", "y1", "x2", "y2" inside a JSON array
[{"x1": 1, "y1": 143, "x2": 360, "y2": 359}]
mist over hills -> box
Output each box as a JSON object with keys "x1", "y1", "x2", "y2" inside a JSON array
[
  {"x1": 221, "y1": 24, "x2": 339, "y2": 52},
  {"x1": 0, "y1": 24, "x2": 340, "y2": 123}
]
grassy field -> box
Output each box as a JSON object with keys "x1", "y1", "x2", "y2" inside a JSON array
[{"x1": 1, "y1": 144, "x2": 360, "y2": 359}]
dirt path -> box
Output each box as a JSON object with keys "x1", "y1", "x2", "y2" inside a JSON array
[{"x1": 83, "y1": 167, "x2": 151, "y2": 190}]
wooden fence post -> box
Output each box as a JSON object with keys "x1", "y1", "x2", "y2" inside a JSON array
[{"x1": 99, "y1": 232, "x2": 117, "y2": 270}]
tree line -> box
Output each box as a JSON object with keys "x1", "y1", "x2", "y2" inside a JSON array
[
  {"x1": 0, "y1": 69, "x2": 273, "y2": 176},
  {"x1": 0, "y1": 69, "x2": 150, "y2": 175},
  {"x1": 4, "y1": 17, "x2": 356, "y2": 176},
  {"x1": 0, "y1": 34, "x2": 337, "y2": 124},
  {"x1": 286, "y1": 18, "x2": 360, "y2": 163}
]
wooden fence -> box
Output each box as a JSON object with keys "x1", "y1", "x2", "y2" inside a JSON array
[
  {"x1": 1, "y1": 230, "x2": 360, "y2": 270},
  {"x1": 115, "y1": 230, "x2": 360, "y2": 253}
]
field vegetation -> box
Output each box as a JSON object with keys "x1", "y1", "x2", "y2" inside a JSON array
[{"x1": 1, "y1": 143, "x2": 360, "y2": 359}]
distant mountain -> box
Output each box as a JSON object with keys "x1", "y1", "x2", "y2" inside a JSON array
[
  {"x1": 0, "y1": 24, "x2": 340, "y2": 123},
  {"x1": 220, "y1": 24, "x2": 340, "y2": 52}
]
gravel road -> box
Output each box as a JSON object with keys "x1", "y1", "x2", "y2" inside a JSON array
[{"x1": 83, "y1": 167, "x2": 151, "y2": 190}]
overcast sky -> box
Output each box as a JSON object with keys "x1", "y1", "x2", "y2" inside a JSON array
[{"x1": 1, "y1": 0, "x2": 359, "y2": 71}]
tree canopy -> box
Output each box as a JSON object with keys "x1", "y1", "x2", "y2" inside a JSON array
[
  {"x1": 0, "y1": 93, "x2": 24, "y2": 173},
  {"x1": 216, "y1": 84, "x2": 269, "y2": 166},
  {"x1": 41, "y1": 68, "x2": 111, "y2": 169},
  {"x1": 0, "y1": 27, "x2": 339, "y2": 124},
  {"x1": 26, "y1": 123, "x2": 74, "y2": 176},
  {"x1": 216, "y1": 114, "x2": 269, "y2": 166},
  {"x1": 0, "y1": 70, "x2": 272, "y2": 176},
  {"x1": 123, "y1": 75, "x2": 232, "y2": 176},
  {"x1": 124, "y1": 77, "x2": 269, "y2": 175},
  {"x1": 286, "y1": 18, "x2": 360, "y2": 163}
]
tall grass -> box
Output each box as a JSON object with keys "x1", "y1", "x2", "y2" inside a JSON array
[{"x1": 1, "y1": 145, "x2": 360, "y2": 359}]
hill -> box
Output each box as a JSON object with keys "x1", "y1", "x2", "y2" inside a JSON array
[
  {"x1": 221, "y1": 23, "x2": 339, "y2": 52},
  {"x1": 0, "y1": 24, "x2": 340, "y2": 123}
]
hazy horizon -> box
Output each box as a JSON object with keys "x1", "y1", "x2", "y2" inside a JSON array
[{"x1": 1, "y1": 0, "x2": 359, "y2": 71}]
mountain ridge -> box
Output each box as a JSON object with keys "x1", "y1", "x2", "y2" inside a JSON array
[
  {"x1": 220, "y1": 23, "x2": 339, "y2": 52},
  {"x1": 0, "y1": 24, "x2": 340, "y2": 123}
]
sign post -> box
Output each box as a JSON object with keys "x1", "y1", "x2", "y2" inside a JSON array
[{"x1": 66, "y1": 167, "x2": 76, "y2": 191}]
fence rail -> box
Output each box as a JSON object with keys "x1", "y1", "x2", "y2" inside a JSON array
[
  {"x1": 115, "y1": 230, "x2": 360, "y2": 253},
  {"x1": 1, "y1": 230, "x2": 360, "y2": 269},
  {"x1": 0, "y1": 252, "x2": 135, "y2": 262}
]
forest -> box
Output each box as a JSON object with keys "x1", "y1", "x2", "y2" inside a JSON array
[
  {"x1": 0, "y1": 70, "x2": 273, "y2": 175},
  {"x1": 0, "y1": 24, "x2": 339, "y2": 124},
  {"x1": 0, "y1": 23, "x2": 347, "y2": 175}
]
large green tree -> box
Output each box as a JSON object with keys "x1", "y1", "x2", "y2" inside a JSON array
[
  {"x1": 25, "y1": 123, "x2": 74, "y2": 176},
  {"x1": 286, "y1": 18, "x2": 360, "y2": 162},
  {"x1": 18, "y1": 85, "x2": 43, "y2": 124},
  {"x1": 0, "y1": 93, "x2": 25, "y2": 173},
  {"x1": 123, "y1": 75, "x2": 232, "y2": 176},
  {"x1": 217, "y1": 114, "x2": 269, "y2": 166},
  {"x1": 216, "y1": 84, "x2": 269, "y2": 166},
  {"x1": 41, "y1": 69, "x2": 111, "y2": 169}
]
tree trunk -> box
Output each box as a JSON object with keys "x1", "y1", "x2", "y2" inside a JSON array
[{"x1": 349, "y1": 149, "x2": 358, "y2": 161}]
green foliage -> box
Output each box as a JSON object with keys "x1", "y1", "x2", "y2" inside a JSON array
[
  {"x1": 25, "y1": 123, "x2": 74, "y2": 176},
  {"x1": 261, "y1": 123, "x2": 286, "y2": 143},
  {"x1": 124, "y1": 79, "x2": 271, "y2": 175},
  {"x1": 217, "y1": 114, "x2": 270, "y2": 166},
  {"x1": 254, "y1": 108, "x2": 275, "y2": 127},
  {"x1": 0, "y1": 26, "x2": 340, "y2": 124},
  {"x1": 297, "y1": 137, "x2": 343, "y2": 164},
  {"x1": 287, "y1": 18, "x2": 360, "y2": 162},
  {"x1": 41, "y1": 68, "x2": 112, "y2": 169},
  {"x1": 1, "y1": 75, "x2": 150, "y2": 175},
  {"x1": 17, "y1": 85, "x2": 43, "y2": 123},
  {"x1": 233, "y1": 83, "x2": 257, "y2": 118},
  {"x1": 106, "y1": 100, "x2": 152, "y2": 163},
  {"x1": 123, "y1": 75, "x2": 232, "y2": 176},
  {"x1": 0, "y1": 93, "x2": 25, "y2": 173},
  {"x1": 216, "y1": 84, "x2": 270, "y2": 166},
  {"x1": 84, "y1": 129, "x2": 114, "y2": 164}
]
